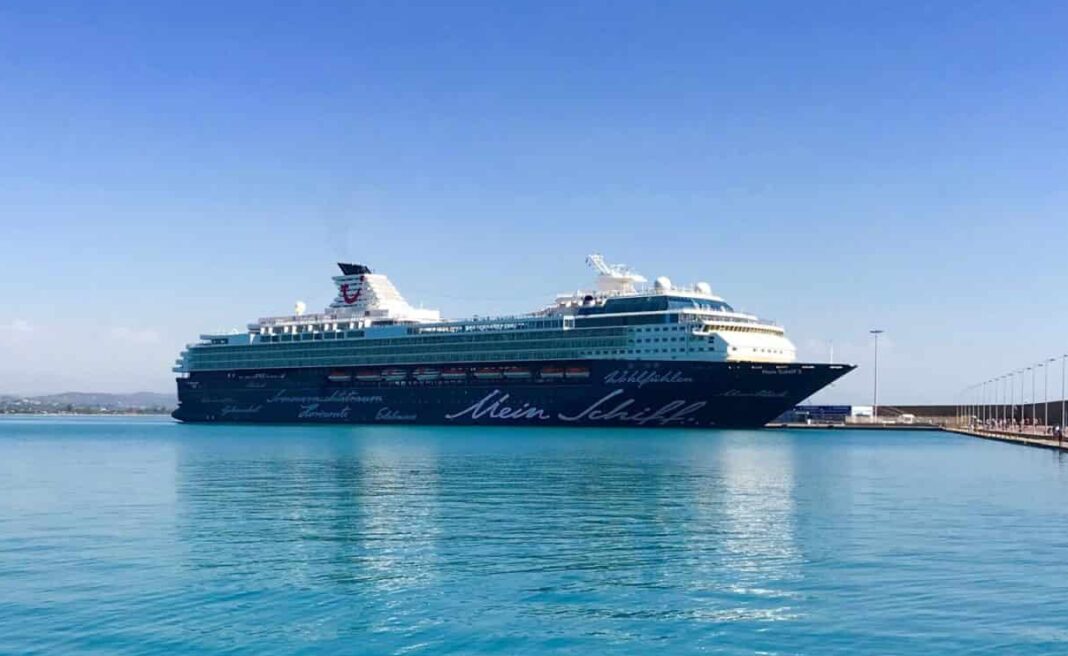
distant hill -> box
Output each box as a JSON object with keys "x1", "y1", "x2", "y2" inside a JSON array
[
  {"x1": 30, "y1": 392, "x2": 177, "y2": 408},
  {"x1": 0, "y1": 392, "x2": 177, "y2": 414}
]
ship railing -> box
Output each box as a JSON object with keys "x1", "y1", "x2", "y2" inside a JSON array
[
  {"x1": 257, "y1": 312, "x2": 342, "y2": 326},
  {"x1": 689, "y1": 313, "x2": 779, "y2": 327}
]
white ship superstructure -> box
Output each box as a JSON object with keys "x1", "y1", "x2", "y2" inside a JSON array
[{"x1": 174, "y1": 255, "x2": 796, "y2": 374}]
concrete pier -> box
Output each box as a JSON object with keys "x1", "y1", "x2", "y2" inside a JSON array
[
  {"x1": 767, "y1": 422, "x2": 1068, "y2": 452},
  {"x1": 766, "y1": 422, "x2": 941, "y2": 431},
  {"x1": 943, "y1": 427, "x2": 1068, "y2": 452}
]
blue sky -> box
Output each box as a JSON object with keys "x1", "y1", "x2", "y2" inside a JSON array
[{"x1": 1, "y1": 1, "x2": 1066, "y2": 403}]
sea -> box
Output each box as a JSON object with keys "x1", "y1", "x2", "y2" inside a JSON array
[{"x1": 2, "y1": 416, "x2": 1068, "y2": 655}]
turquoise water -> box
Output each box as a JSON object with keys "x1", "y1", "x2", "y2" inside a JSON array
[{"x1": 2, "y1": 418, "x2": 1068, "y2": 654}]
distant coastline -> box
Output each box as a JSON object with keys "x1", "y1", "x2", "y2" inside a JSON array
[
  {"x1": 0, "y1": 411, "x2": 173, "y2": 417},
  {"x1": 0, "y1": 392, "x2": 176, "y2": 416}
]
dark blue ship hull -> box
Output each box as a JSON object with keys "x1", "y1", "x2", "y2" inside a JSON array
[{"x1": 173, "y1": 360, "x2": 854, "y2": 429}]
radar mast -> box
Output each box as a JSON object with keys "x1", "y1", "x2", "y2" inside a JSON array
[{"x1": 585, "y1": 253, "x2": 647, "y2": 294}]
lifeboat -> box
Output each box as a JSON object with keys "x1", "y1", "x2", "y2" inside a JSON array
[
  {"x1": 413, "y1": 367, "x2": 441, "y2": 381},
  {"x1": 327, "y1": 370, "x2": 351, "y2": 382},
  {"x1": 501, "y1": 366, "x2": 531, "y2": 379},
  {"x1": 441, "y1": 367, "x2": 467, "y2": 380},
  {"x1": 539, "y1": 366, "x2": 565, "y2": 380},
  {"x1": 381, "y1": 368, "x2": 408, "y2": 381},
  {"x1": 355, "y1": 369, "x2": 382, "y2": 382},
  {"x1": 473, "y1": 367, "x2": 502, "y2": 380},
  {"x1": 565, "y1": 366, "x2": 590, "y2": 379}
]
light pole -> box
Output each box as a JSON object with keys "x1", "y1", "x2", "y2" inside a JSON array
[
  {"x1": 966, "y1": 385, "x2": 972, "y2": 427},
  {"x1": 965, "y1": 385, "x2": 972, "y2": 427},
  {"x1": 987, "y1": 379, "x2": 994, "y2": 426},
  {"x1": 1044, "y1": 358, "x2": 1054, "y2": 429},
  {"x1": 994, "y1": 376, "x2": 1000, "y2": 427},
  {"x1": 1061, "y1": 354, "x2": 1066, "y2": 443},
  {"x1": 1001, "y1": 375, "x2": 1007, "y2": 427},
  {"x1": 999, "y1": 376, "x2": 1005, "y2": 426},
  {"x1": 1020, "y1": 369, "x2": 1027, "y2": 429},
  {"x1": 1008, "y1": 372, "x2": 1014, "y2": 427},
  {"x1": 999, "y1": 376, "x2": 1008, "y2": 427},
  {"x1": 1022, "y1": 369, "x2": 1027, "y2": 425},
  {"x1": 987, "y1": 379, "x2": 993, "y2": 426},
  {"x1": 870, "y1": 330, "x2": 884, "y2": 424},
  {"x1": 982, "y1": 380, "x2": 988, "y2": 426},
  {"x1": 1032, "y1": 364, "x2": 1039, "y2": 431},
  {"x1": 969, "y1": 382, "x2": 978, "y2": 429},
  {"x1": 973, "y1": 384, "x2": 978, "y2": 427}
]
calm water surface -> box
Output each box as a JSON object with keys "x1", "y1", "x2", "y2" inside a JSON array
[{"x1": 2, "y1": 417, "x2": 1068, "y2": 655}]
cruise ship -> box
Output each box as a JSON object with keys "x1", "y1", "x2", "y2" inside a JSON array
[{"x1": 172, "y1": 255, "x2": 853, "y2": 428}]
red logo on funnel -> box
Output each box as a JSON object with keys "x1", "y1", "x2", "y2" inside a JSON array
[{"x1": 340, "y1": 283, "x2": 362, "y2": 304}]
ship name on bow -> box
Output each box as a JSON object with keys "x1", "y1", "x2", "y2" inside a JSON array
[{"x1": 445, "y1": 389, "x2": 705, "y2": 426}]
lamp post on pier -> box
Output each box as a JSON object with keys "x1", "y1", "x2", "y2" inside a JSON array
[
  {"x1": 1032, "y1": 364, "x2": 1039, "y2": 432},
  {"x1": 965, "y1": 382, "x2": 974, "y2": 429},
  {"x1": 870, "y1": 330, "x2": 884, "y2": 424},
  {"x1": 971, "y1": 384, "x2": 976, "y2": 427},
  {"x1": 1003, "y1": 371, "x2": 1012, "y2": 429},
  {"x1": 980, "y1": 382, "x2": 984, "y2": 426},
  {"x1": 1044, "y1": 358, "x2": 1054, "y2": 429},
  {"x1": 970, "y1": 384, "x2": 976, "y2": 427},
  {"x1": 988, "y1": 378, "x2": 995, "y2": 426},
  {"x1": 993, "y1": 376, "x2": 999, "y2": 427},
  {"x1": 1061, "y1": 354, "x2": 1066, "y2": 444},
  {"x1": 994, "y1": 376, "x2": 1000, "y2": 427},
  {"x1": 1009, "y1": 371, "x2": 1016, "y2": 427},
  {"x1": 1022, "y1": 369, "x2": 1027, "y2": 424},
  {"x1": 1001, "y1": 374, "x2": 1008, "y2": 427},
  {"x1": 1020, "y1": 369, "x2": 1027, "y2": 429},
  {"x1": 988, "y1": 379, "x2": 994, "y2": 426}
]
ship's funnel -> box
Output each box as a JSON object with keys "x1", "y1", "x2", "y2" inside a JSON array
[
  {"x1": 338, "y1": 262, "x2": 372, "y2": 276},
  {"x1": 328, "y1": 264, "x2": 440, "y2": 323}
]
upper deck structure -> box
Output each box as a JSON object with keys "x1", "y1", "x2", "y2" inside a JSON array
[{"x1": 175, "y1": 255, "x2": 796, "y2": 374}]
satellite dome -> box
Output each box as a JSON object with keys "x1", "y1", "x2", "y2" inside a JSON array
[
  {"x1": 654, "y1": 276, "x2": 672, "y2": 292},
  {"x1": 294, "y1": 301, "x2": 307, "y2": 316},
  {"x1": 695, "y1": 282, "x2": 712, "y2": 295}
]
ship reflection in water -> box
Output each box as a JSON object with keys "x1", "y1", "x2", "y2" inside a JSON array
[
  {"x1": 5, "y1": 418, "x2": 1068, "y2": 654},
  {"x1": 173, "y1": 424, "x2": 811, "y2": 645}
]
